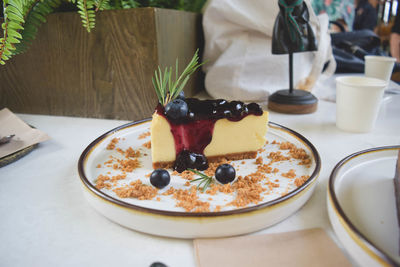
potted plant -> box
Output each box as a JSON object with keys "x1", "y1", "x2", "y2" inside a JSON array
[{"x1": 0, "y1": 0, "x2": 206, "y2": 120}]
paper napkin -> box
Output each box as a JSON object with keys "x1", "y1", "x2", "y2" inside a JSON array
[
  {"x1": 194, "y1": 228, "x2": 352, "y2": 267},
  {"x1": 0, "y1": 108, "x2": 50, "y2": 158}
]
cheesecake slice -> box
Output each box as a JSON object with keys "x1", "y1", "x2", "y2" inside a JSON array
[{"x1": 151, "y1": 98, "x2": 269, "y2": 172}]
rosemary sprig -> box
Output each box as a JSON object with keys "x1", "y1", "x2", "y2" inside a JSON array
[
  {"x1": 188, "y1": 168, "x2": 213, "y2": 192},
  {"x1": 152, "y1": 49, "x2": 203, "y2": 106}
]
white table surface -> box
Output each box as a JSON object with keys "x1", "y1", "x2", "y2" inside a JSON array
[{"x1": 1, "y1": 95, "x2": 399, "y2": 267}]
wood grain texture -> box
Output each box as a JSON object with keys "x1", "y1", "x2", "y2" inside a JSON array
[{"x1": 0, "y1": 8, "x2": 203, "y2": 120}]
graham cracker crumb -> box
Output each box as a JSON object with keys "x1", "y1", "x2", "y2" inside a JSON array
[
  {"x1": 174, "y1": 170, "x2": 195, "y2": 180},
  {"x1": 294, "y1": 175, "x2": 310, "y2": 187},
  {"x1": 280, "y1": 141, "x2": 311, "y2": 166},
  {"x1": 142, "y1": 141, "x2": 151, "y2": 149},
  {"x1": 162, "y1": 187, "x2": 176, "y2": 196},
  {"x1": 206, "y1": 183, "x2": 234, "y2": 195},
  {"x1": 264, "y1": 177, "x2": 280, "y2": 190},
  {"x1": 113, "y1": 158, "x2": 141, "y2": 172},
  {"x1": 255, "y1": 156, "x2": 263, "y2": 165},
  {"x1": 258, "y1": 164, "x2": 273, "y2": 173},
  {"x1": 125, "y1": 147, "x2": 141, "y2": 158},
  {"x1": 138, "y1": 131, "x2": 151, "y2": 139},
  {"x1": 111, "y1": 174, "x2": 127, "y2": 183},
  {"x1": 279, "y1": 141, "x2": 294, "y2": 150},
  {"x1": 95, "y1": 174, "x2": 111, "y2": 190},
  {"x1": 268, "y1": 151, "x2": 290, "y2": 163},
  {"x1": 228, "y1": 175, "x2": 266, "y2": 207},
  {"x1": 113, "y1": 180, "x2": 157, "y2": 200},
  {"x1": 107, "y1": 138, "x2": 119, "y2": 150},
  {"x1": 104, "y1": 159, "x2": 113, "y2": 165},
  {"x1": 282, "y1": 169, "x2": 296, "y2": 179},
  {"x1": 172, "y1": 186, "x2": 210, "y2": 212}
]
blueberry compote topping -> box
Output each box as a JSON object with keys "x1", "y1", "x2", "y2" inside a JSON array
[
  {"x1": 156, "y1": 98, "x2": 263, "y2": 172},
  {"x1": 174, "y1": 150, "x2": 208, "y2": 173}
]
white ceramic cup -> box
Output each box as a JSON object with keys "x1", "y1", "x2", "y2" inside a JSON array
[
  {"x1": 336, "y1": 76, "x2": 387, "y2": 133},
  {"x1": 365, "y1": 55, "x2": 396, "y2": 83}
]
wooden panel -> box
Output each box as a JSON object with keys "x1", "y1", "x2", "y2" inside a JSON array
[
  {"x1": 155, "y1": 8, "x2": 204, "y2": 97},
  {"x1": 0, "y1": 8, "x2": 203, "y2": 120}
]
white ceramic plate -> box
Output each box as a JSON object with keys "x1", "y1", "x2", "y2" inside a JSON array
[
  {"x1": 78, "y1": 120, "x2": 321, "y2": 238},
  {"x1": 328, "y1": 146, "x2": 400, "y2": 266}
]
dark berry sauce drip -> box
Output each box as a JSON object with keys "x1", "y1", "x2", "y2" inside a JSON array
[{"x1": 156, "y1": 98, "x2": 263, "y2": 172}]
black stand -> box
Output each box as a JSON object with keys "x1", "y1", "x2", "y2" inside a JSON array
[{"x1": 268, "y1": 53, "x2": 318, "y2": 114}]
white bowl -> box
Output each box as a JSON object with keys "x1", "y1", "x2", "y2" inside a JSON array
[
  {"x1": 78, "y1": 120, "x2": 321, "y2": 238},
  {"x1": 328, "y1": 146, "x2": 400, "y2": 266}
]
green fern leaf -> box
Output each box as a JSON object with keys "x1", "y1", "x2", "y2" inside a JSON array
[
  {"x1": 13, "y1": 0, "x2": 62, "y2": 55},
  {"x1": 77, "y1": 0, "x2": 96, "y2": 32},
  {"x1": 94, "y1": 0, "x2": 111, "y2": 11},
  {"x1": 0, "y1": 0, "x2": 26, "y2": 63},
  {"x1": 7, "y1": 21, "x2": 24, "y2": 31},
  {"x1": 6, "y1": 12, "x2": 25, "y2": 23}
]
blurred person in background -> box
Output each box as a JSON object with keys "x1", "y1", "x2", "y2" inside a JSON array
[
  {"x1": 391, "y1": 2, "x2": 400, "y2": 62},
  {"x1": 353, "y1": 0, "x2": 378, "y2": 31}
]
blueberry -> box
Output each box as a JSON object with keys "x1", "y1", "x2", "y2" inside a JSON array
[
  {"x1": 150, "y1": 262, "x2": 168, "y2": 267},
  {"x1": 174, "y1": 150, "x2": 209, "y2": 173},
  {"x1": 230, "y1": 101, "x2": 244, "y2": 116},
  {"x1": 164, "y1": 99, "x2": 188, "y2": 121},
  {"x1": 150, "y1": 169, "x2": 170, "y2": 189},
  {"x1": 188, "y1": 152, "x2": 197, "y2": 165},
  {"x1": 247, "y1": 103, "x2": 263, "y2": 115},
  {"x1": 176, "y1": 90, "x2": 185, "y2": 100},
  {"x1": 223, "y1": 110, "x2": 232, "y2": 117},
  {"x1": 216, "y1": 99, "x2": 227, "y2": 106},
  {"x1": 195, "y1": 154, "x2": 208, "y2": 169},
  {"x1": 174, "y1": 151, "x2": 189, "y2": 173},
  {"x1": 215, "y1": 164, "x2": 236, "y2": 184}
]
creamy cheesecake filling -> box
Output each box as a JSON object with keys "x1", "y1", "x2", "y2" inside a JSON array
[{"x1": 204, "y1": 113, "x2": 268, "y2": 157}]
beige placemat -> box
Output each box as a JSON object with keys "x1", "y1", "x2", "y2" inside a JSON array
[
  {"x1": 194, "y1": 228, "x2": 352, "y2": 267},
  {"x1": 0, "y1": 108, "x2": 50, "y2": 158}
]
